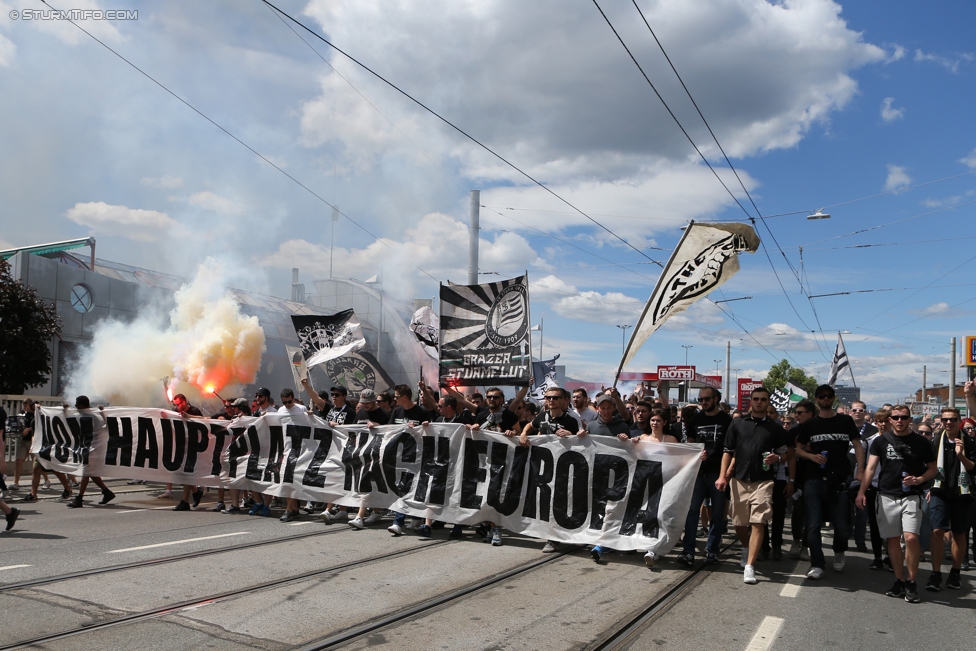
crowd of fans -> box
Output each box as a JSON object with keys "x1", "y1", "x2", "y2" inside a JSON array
[{"x1": 3, "y1": 377, "x2": 976, "y2": 605}]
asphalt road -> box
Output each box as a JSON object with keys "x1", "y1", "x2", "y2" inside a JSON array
[{"x1": 2, "y1": 481, "x2": 974, "y2": 650}]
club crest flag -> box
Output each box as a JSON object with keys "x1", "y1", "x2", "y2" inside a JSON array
[
  {"x1": 439, "y1": 275, "x2": 532, "y2": 386},
  {"x1": 529, "y1": 355, "x2": 560, "y2": 402},
  {"x1": 770, "y1": 388, "x2": 791, "y2": 413},
  {"x1": 324, "y1": 350, "x2": 396, "y2": 398},
  {"x1": 291, "y1": 310, "x2": 366, "y2": 368},
  {"x1": 827, "y1": 333, "x2": 851, "y2": 387},
  {"x1": 410, "y1": 305, "x2": 439, "y2": 360},
  {"x1": 617, "y1": 222, "x2": 760, "y2": 377}
]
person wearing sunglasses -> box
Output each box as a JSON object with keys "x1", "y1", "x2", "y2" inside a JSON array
[
  {"x1": 848, "y1": 401, "x2": 877, "y2": 555},
  {"x1": 716, "y1": 386, "x2": 793, "y2": 585},
  {"x1": 793, "y1": 385, "x2": 864, "y2": 580},
  {"x1": 856, "y1": 405, "x2": 937, "y2": 603},
  {"x1": 924, "y1": 407, "x2": 975, "y2": 591}
]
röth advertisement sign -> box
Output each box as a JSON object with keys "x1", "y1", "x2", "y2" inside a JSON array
[{"x1": 657, "y1": 365, "x2": 694, "y2": 381}]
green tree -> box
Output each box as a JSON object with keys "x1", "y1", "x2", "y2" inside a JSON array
[
  {"x1": 0, "y1": 257, "x2": 62, "y2": 394},
  {"x1": 762, "y1": 359, "x2": 818, "y2": 398}
]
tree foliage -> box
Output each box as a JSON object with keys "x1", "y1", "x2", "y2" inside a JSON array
[
  {"x1": 762, "y1": 359, "x2": 818, "y2": 398},
  {"x1": 0, "y1": 257, "x2": 62, "y2": 394}
]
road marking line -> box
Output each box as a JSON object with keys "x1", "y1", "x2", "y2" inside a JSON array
[
  {"x1": 117, "y1": 509, "x2": 147, "y2": 514},
  {"x1": 780, "y1": 560, "x2": 805, "y2": 597},
  {"x1": 107, "y1": 532, "x2": 249, "y2": 553},
  {"x1": 0, "y1": 565, "x2": 32, "y2": 572},
  {"x1": 745, "y1": 616, "x2": 784, "y2": 651},
  {"x1": 288, "y1": 522, "x2": 311, "y2": 526}
]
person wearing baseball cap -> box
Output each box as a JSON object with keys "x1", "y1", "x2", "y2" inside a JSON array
[{"x1": 355, "y1": 389, "x2": 388, "y2": 425}]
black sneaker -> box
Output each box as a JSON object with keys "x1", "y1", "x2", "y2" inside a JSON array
[
  {"x1": 212, "y1": 502, "x2": 226, "y2": 512},
  {"x1": 705, "y1": 552, "x2": 719, "y2": 565},
  {"x1": 449, "y1": 524, "x2": 463, "y2": 538},
  {"x1": 99, "y1": 490, "x2": 116, "y2": 505},
  {"x1": 59, "y1": 490, "x2": 72, "y2": 501},
  {"x1": 5, "y1": 507, "x2": 20, "y2": 531},
  {"x1": 675, "y1": 553, "x2": 694, "y2": 566},
  {"x1": 946, "y1": 569, "x2": 962, "y2": 590},
  {"x1": 191, "y1": 489, "x2": 203, "y2": 508},
  {"x1": 66, "y1": 496, "x2": 84, "y2": 508},
  {"x1": 885, "y1": 580, "x2": 906, "y2": 598},
  {"x1": 173, "y1": 500, "x2": 190, "y2": 511},
  {"x1": 772, "y1": 548, "x2": 783, "y2": 561},
  {"x1": 905, "y1": 581, "x2": 920, "y2": 603},
  {"x1": 869, "y1": 558, "x2": 884, "y2": 570},
  {"x1": 856, "y1": 543, "x2": 869, "y2": 553},
  {"x1": 21, "y1": 494, "x2": 37, "y2": 503},
  {"x1": 925, "y1": 572, "x2": 942, "y2": 592},
  {"x1": 883, "y1": 556, "x2": 893, "y2": 572}
]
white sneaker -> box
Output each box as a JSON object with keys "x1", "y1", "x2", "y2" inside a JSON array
[
  {"x1": 833, "y1": 552, "x2": 846, "y2": 572},
  {"x1": 364, "y1": 510, "x2": 383, "y2": 524},
  {"x1": 806, "y1": 566, "x2": 824, "y2": 580},
  {"x1": 740, "y1": 548, "x2": 749, "y2": 568},
  {"x1": 349, "y1": 516, "x2": 365, "y2": 530},
  {"x1": 743, "y1": 565, "x2": 758, "y2": 584},
  {"x1": 542, "y1": 541, "x2": 557, "y2": 553},
  {"x1": 388, "y1": 523, "x2": 403, "y2": 536},
  {"x1": 644, "y1": 551, "x2": 656, "y2": 569},
  {"x1": 320, "y1": 510, "x2": 334, "y2": 524},
  {"x1": 491, "y1": 528, "x2": 503, "y2": 546},
  {"x1": 43, "y1": 482, "x2": 52, "y2": 490}
]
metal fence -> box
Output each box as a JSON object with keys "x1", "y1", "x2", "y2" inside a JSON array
[{"x1": 2, "y1": 395, "x2": 64, "y2": 462}]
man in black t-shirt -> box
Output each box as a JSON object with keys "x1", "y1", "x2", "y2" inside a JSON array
[
  {"x1": 387, "y1": 384, "x2": 431, "y2": 425},
  {"x1": 925, "y1": 407, "x2": 975, "y2": 591},
  {"x1": 678, "y1": 387, "x2": 733, "y2": 566},
  {"x1": 850, "y1": 400, "x2": 878, "y2": 553},
  {"x1": 794, "y1": 384, "x2": 864, "y2": 579},
  {"x1": 856, "y1": 405, "x2": 937, "y2": 603},
  {"x1": 431, "y1": 394, "x2": 475, "y2": 425},
  {"x1": 519, "y1": 387, "x2": 581, "y2": 554},
  {"x1": 716, "y1": 387, "x2": 793, "y2": 585},
  {"x1": 325, "y1": 386, "x2": 357, "y2": 426},
  {"x1": 355, "y1": 389, "x2": 389, "y2": 425}
]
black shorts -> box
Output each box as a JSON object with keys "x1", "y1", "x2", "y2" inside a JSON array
[{"x1": 928, "y1": 494, "x2": 974, "y2": 534}]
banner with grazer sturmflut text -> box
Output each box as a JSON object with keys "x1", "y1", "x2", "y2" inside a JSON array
[{"x1": 33, "y1": 407, "x2": 700, "y2": 552}]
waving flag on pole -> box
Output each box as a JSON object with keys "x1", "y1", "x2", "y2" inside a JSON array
[
  {"x1": 410, "y1": 305, "x2": 439, "y2": 360},
  {"x1": 529, "y1": 354, "x2": 560, "y2": 402},
  {"x1": 291, "y1": 310, "x2": 366, "y2": 368},
  {"x1": 615, "y1": 221, "x2": 760, "y2": 383},
  {"x1": 827, "y1": 332, "x2": 853, "y2": 387}
]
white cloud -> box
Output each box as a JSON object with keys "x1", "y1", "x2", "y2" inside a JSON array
[
  {"x1": 259, "y1": 212, "x2": 542, "y2": 298},
  {"x1": 883, "y1": 164, "x2": 911, "y2": 191},
  {"x1": 532, "y1": 274, "x2": 643, "y2": 324},
  {"x1": 188, "y1": 191, "x2": 244, "y2": 217},
  {"x1": 0, "y1": 2, "x2": 15, "y2": 67},
  {"x1": 64, "y1": 202, "x2": 178, "y2": 240},
  {"x1": 914, "y1": 49, "x2": 974, "y2": 74},
  {"x1": 880, "y1": 97, "x2": 904, "y2": 123},
  {"x1": 884, "y1": 45, "x2": 906, "y2": 63},
  {"x1": 140, "y1": 175, "x2": 183, "y2": 189},
  {"x1": 908, "y1": 302, "x2": 954, "y2": 317},
  {"x1": 960, "y1": 148, "x2": 976, "y2": 169},
  {"x1": 301, "y1": 0, "x2": 885, "y2": 178}
]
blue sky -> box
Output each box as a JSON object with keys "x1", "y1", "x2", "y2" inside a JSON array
[{"x1": 1, "y1": 0, "x2": 974, "y2": 406}]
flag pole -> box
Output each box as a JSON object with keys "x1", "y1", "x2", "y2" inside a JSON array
[{"x1": 839, "y1": 331, "x2": 856, "y2": 388}]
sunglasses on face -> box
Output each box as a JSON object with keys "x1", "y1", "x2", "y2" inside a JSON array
[
  {"x1": 850, "y1": 408, "x2": 865, "y2": 413},
  {"x1": 942, "y1": 418, "x2": 959, "y2": 423},
  {"x1": 544, "y1": 395, "x2": 561, "y2": 401},
  {"x1": 282, "y1": 400, "x2": 294, "y2": 406},
  {"x1": 487, "y1": 395, "x2": 503, "y2": 401},
  {"x1": 816, "y1": 395, "x2": 833, "y2": 400},
  {"x1": 890, "y1": 415, "x2": 911, "y2": 421},
  {"x1": 964, "y1": 427, "x2": 975, "y2": 432}
]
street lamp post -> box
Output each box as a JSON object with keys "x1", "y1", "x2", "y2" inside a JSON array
[
  {"x1": 616, "y1": 325, "x2": 631, "y2": 355},
  {"x1": 682, "y1": 345, "x2": 693, "y2": 366}
]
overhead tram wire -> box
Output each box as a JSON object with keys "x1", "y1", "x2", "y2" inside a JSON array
[
  {"x1": 261, "y1": 6, "x2": 669, "y2": 288},
  {"x1": 801, "y1": 198, "x2": 976, "y2": 247},
  {"x1": 261, "y1": 0, "x2": 661, "y2": 269},
  {"x1": 39, "y1": 0, "x2": 440, "y2": 284},
  {"x1": 592, "y1": 0, "x2": 827, "y2": 359}
]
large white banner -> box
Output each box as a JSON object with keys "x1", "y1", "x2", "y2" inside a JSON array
[{"x1": 33, "y1": 407, "x2": 700, "y2": 552}]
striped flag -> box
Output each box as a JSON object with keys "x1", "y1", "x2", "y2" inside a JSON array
[{"x1": 827, "y1": 334, "x2": 850, "y2": 386}]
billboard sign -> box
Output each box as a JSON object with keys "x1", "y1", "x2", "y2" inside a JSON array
[
  {"x1": 658, "y1": 365, "x2": 694, "y2": 381},
  {"x1": 738, "y1": 378, "x2": 763, "y2": 410},
  {"x1": 966, "y1": 336, "x2": 976, "y2": 366}
]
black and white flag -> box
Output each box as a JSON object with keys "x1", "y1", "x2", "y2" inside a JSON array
[
  {"x1": 827, "y1": 333, "x2": 850, "y2": 387},
  {"x1": 439, "y1": 275, "x2": 532, "y2": 386},
  {"x1": 410, "y1": 305, "x2": 439, "y2": 360},
  {"x1": 529, "y1": 354, "x2": 560, "y2": 402},
  {"x1": 291, "y1": 310, "x2": 366, "y2": 368},
  {"x1": 324, "y1": 350, "x2": 396, "y2": 398},
  {"x1": 770, "y1": 388, "x2": 791, "y2": 413},
  {"x1": 617, "y1": 222, "x2": 760, "y2": 378}
]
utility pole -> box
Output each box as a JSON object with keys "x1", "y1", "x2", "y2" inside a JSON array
[
  {"x1": 468, "y1": 190, "x2": 480, "y2": 286},
  {"x1": 950, "y1": 337, "x2": 957, "y2": 409},
  {"x1": 329, "y1": 206, "x2": 339, "y2": 279},
  {"x1": 725, "y1": 341, "x2": 731, "y2": 405},
  {"x1": 922, "y1": 365, "x2": 927, "y2": 403}
]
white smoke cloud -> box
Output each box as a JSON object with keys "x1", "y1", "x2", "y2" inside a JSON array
[{"x1": 67, "y1": 259, "x2": 266, "y2": 407}]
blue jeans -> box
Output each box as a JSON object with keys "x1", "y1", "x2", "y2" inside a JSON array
[
  {"x1": 393, "y1": 512, "x2": 406, "y2": 527},
  {"x1": 682, "y1": 471, "x2": 727, "y2": 556},
  {"x1": 804, "y1": 478, "x2": 850, "y2": 569}
]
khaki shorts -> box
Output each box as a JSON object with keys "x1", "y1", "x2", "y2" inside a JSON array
[
  {"x1": 730, "y1": 478, "x2": 774, "y2": 526},
  {"x1": 876, "y1": 493, "x2": 922, "y2": 539},
  {"x1": 15, "y1": 436, "x2": 32, "y2": 461}
]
